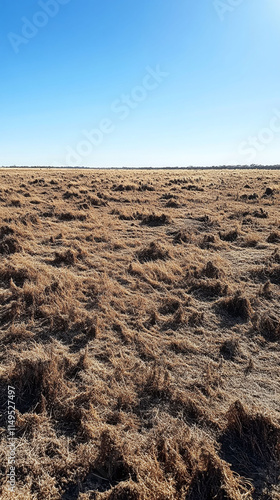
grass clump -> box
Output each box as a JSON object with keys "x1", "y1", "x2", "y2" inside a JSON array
[
  {"x1": 254, "y1": 314, "x2": 280, "y2": 342},
  {"x1": 141, "y1": 213, "x2": 171, "y2": 226},
  {"x1": 218, "y1": 291, "x2": 253, "y2": 320},
  {"x1": 136, "y1": 241, "x2": 170, "y2": 262},
  {"x1": 220, "y1": 401, "x2": 280, "y2": 490}
]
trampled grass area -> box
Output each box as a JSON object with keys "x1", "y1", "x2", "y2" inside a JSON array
[{"x1": 0, "y1": 168, "x2": 279, "y2": 499}]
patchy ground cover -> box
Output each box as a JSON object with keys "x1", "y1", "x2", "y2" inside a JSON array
[{"x1": 0, "y1": 168, "x2": 279, "y2": 499}]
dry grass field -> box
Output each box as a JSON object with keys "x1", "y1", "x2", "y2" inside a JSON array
[{"x1": 0, "y1": 168, "x2": 279, "y2": 500}]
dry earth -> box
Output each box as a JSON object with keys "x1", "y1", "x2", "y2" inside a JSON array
[{"x1": 0, "y1": 168, "x2": 279, "y2": 500}]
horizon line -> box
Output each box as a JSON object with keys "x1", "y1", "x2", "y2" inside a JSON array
[{"x1": 1, "y1": 164, "x2": 280, "y2": 170}]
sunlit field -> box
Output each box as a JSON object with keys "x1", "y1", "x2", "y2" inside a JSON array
[{"x1": 0, "y1": 168, "x2": 279, "y2": 499}]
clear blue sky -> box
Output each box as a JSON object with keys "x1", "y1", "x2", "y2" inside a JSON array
[{"x1": 1, "y1": 0, "x2": 280, "y2": 167}]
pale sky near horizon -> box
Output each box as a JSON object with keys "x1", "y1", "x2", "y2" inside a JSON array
[{"x1": 1, "y1": 0, "x2": 280, "y2": 167}]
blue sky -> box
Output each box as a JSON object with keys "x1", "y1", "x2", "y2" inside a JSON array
[{"x1": 1, "y1": 0, "x2": 280, "y2": 167}]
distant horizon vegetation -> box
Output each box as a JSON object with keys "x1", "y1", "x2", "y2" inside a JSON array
[{"x1": 1, "y1": 165, "x2": 280, "y2": 170}]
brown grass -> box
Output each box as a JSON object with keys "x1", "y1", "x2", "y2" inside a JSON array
[{"x1": 0, "y1": 168, "x2": 279, "y2": 499}]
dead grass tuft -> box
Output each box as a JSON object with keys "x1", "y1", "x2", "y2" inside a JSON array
[
  {"x1": 253, "y1": 314, "x2": 280, "y2": 342},
  {"x1": 171, "y1": 229, "x2": 193, "y2": 244},
  {"x1": 0, "y1": 236, "x2": 22, "y2": 254},
  {"x1": 219, "y1": 229, "x2": 239, "y2": 242},
  {"x1": 53, "y1": 249, "x2": 76, "y2": 266},
  {"x1": 220, "y1": 401, "x2": 280, "y2": 488},
  {"x1": 136, "y1": 241, "x2": 170, "y2": 262},
  {"x1": 267, "y1": 231, "x2": 280, "y2": 243},
  {"x1": 218, "y1": 291, "x2": 253, "y2": 320},
  {"x1": 159, "y1": 297, "x2": 181, "y2": 315},
  {"x1": 187, "y1": 451, "x2": 235, "y2": 500},
  {"x1": 220, "y1": 337, "x2": 239, "y2": 360},
  {"x1": 141, "y1": 213, "x2": 171, "y2": 226}
]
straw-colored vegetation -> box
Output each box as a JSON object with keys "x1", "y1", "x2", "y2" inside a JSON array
[{"x1": 0, "y1": 168, "x2": 279, "y2": 499}]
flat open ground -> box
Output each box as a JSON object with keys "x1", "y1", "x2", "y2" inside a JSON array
[{"x1": 0, "y1": 168, "x2": 279, "y2": 499}]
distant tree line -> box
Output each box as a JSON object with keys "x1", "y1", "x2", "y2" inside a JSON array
[{"x1": 2, "y1": 165, "x2": 280, "y2": 170}]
